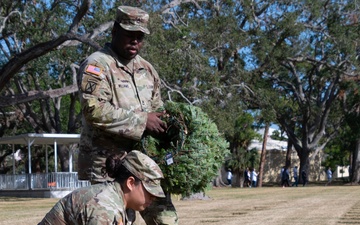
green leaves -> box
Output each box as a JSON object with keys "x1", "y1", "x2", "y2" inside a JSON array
[{"x1": 138, "y1": 101, "x2": 229, "y2": 196}]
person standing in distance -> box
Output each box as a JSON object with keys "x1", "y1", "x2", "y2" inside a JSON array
[
  {"x1": 227, "y1": 168, "x2": 232, "y2": 186},
  {"x1": 77, "y1": 6, "x2": 177, "y2": 225},
  {"x1": 325, "y1": 167, "x2": 333, "y2": 186},
  {"x1": 301, "y1": 170, "x2": 308, "y2": 186},
  {"x1": 243, "y1": 167, "x2": 251, "y2": 187},
  {"x1": 250, "y1": 168, "x2": 258, "y2": 188},
  {"x1": 291, "y1": 166, "x2": 298, "y2": 187}
]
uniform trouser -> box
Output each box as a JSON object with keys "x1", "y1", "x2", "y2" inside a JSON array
[{"x1": 139, "y1": 192, "x2": 178, "y2": 225}]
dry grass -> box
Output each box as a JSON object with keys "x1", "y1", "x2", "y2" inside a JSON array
[{"x1": 1, "y1": 184, "x2": 359, "y2": 225}]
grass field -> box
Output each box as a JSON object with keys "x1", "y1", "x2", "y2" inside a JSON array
[{"x1": 1, "y1": 183, "x2": 359, "y2": 225}]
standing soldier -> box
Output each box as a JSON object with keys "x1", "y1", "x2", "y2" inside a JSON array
[{"x1": 77, "y1": 6, "x2": 178, "y2": 225}]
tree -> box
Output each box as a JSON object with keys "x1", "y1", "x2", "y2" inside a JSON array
[
  {"x1": 1, "y1": 0, "x2": 358, "y2": 183},
  {"x1": 149, "y1": 1, "x2": 359, "y2": 183},
  {"x1": 323, "y1": 129, "x2": 352, "y2": 172},
  {"x1": 340, "y1": 79, "x2": 360, "y2": 183},
  {"x1": 227, "y1": 112, "x2": 261, "y2": 187},
  {"x1": 257, "y1": 122, "x2": 269, "y2": 187},
  {"x1": 0, "y1": 0, "x2": 120, "y2": 171},
  {"x1": 248, "y1": 0, "x2": 359, "y2": 180}
]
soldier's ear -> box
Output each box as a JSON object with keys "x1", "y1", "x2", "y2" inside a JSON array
[
  {"x1": 112, "y1": 22, "x2": 121, "y2": 38},
  {"x1": 125, "y1": 176, "x2": 137, "y2": 191}
]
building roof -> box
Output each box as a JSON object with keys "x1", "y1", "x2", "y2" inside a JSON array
[
  {"x1": 0, "y1": 133, "x2": 80, "y2": 145},
  {"x1": 248, "y1": 128, "x2": 288, "y2": 151},
  {"x1": 248, "y1": 139, "x2": 288, "y2": 151}
]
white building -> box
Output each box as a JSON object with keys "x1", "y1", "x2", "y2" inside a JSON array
[{"x1": 247, "y1": 128, "x2": 328, "y2": 183}]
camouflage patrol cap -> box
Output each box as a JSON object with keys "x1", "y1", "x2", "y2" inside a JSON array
[
  {"x1": 123, "y1": 150, "x2": 165, "y2": 198},
  {"x1": 116, "y1": 6, "x2": 150, "y2": 34}
]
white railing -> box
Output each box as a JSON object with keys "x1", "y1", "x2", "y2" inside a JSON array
[{"x1": 0, "y1": 172, "x2": 90, "y2": 190}]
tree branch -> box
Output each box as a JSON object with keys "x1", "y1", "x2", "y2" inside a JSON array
[
  {"x1": 0, "y1": 0, "x2": 93, "y2": 92},
  {"x1": 0, "y1": 85, "x2": 78, "y2": 107}
]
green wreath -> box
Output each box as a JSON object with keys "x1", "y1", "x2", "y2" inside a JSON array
[{"x1": 138, "y1": 101, "x2": 230, "y2": 196}]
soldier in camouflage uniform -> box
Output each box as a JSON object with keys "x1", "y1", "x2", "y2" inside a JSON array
[
  {"x1": 38, "y1": 150, "x2": 165, "y2": 225},
  {"x1": 77, "y1": 5, "x2": 178, "y2": 225}
]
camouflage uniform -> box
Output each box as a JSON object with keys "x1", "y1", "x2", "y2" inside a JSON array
[
  {"x1": 38, "y1": 182, "x2": 128, "y2": 225},
  {"x1": 39, "y1": 151, "x2": 166, "y2": 225},
  {"x1": 77, "y1": 6, "x2": 178, "y2": 225},
  {"x1": 77, "y1": 43, "x2": 162, "y2": 182}
]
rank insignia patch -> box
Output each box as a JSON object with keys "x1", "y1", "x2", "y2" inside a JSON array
[{"x1": 86, "y1": 65, "x2": 102, "y2": 76}]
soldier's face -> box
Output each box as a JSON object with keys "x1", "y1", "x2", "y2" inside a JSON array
[
  {"x1": 126, "y1": 180, "x2": 156, "y2": 211},
  {"x1": 112, "y1": 26, "x2": 144, "y2": 60}
]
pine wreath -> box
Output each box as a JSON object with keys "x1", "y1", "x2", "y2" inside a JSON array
[{"x1": 138, "y1": 101, "x2": 229, "y2": 196}]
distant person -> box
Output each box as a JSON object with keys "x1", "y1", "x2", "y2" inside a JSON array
[
  {"x1": 227, "y1": 169, "x2": 233, "y2": 186},
  {"x1": 292, "y1": 166, "x2": 298, "y2": 187},
  {"x1": 243, "y1": 167, "x2": 251, "y2": 187},
  {"x1": 325, "y1": 167, "x2": 332, "y2": 186},
  {"x1": 38, "y1": 150, "x2": 165, "y2": 225},
  {"x1": 251, "y1": 168, "x2": 258, "y2": 188},
  {"x1": 301, "y1": 170, "x2": 308, "y2": 186},
  {"x1": 280, "y1": 166, "x2": 285, "y2": 185},
  {"x1": 349, "y1": 165, "x2": 352, "y2": 178},
  {"x1": 281, "y1": 166, "x2": 290, "y2": 188}
]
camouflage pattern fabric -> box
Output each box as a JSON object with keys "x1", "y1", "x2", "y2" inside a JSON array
[
  {"x1": 123, "y1": 150, "x2": 165, "y2": 198},
  {"x1": 38, "y1": 182, "x2": 129, "y2": 225},
  {"x1": 140, "y1": 192, "x2": 178, "y2": 225},
  {"x1": 77, "y1": 43, "x2": 178, "y2": 224},
  {"x1": 77, "y1": 5, "x2": 178, "y2": 224},
  {"x1": 116, "y1": 6, "x2": 150, "y2": 34},
  {"x1": 77, "y1": 43, "x2": 163, "y2": 183}
]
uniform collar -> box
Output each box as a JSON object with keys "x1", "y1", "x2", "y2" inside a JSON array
[{"x1": 113, "y1": 181, "x2": 129, "y2": 224}]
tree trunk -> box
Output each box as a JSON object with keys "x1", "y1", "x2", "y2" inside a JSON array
[
  {"x1": 213, "y1": 168, "x2": 227, "y2": 187},
  {"x1": 238, "y1": 170, "x2": 245, "y2": 188},
  {"x1": 233, "y1": 168, "x2": 245, "y2": 188},
  {"x1": 258, "y1": 124, "x2": 269, "y2": 187},
  {"x1": 298, "y1": 149, "x2": 310, "y2": 184},
  {"x1": 58, "y1": 145, "x2": 70, "y2": 172},
  {"x1": 351, "y1": 138, "x2": 360, "y2": 184},
  {"x1": 285, "y1": 140, "x2": 292, "y2": 168}
]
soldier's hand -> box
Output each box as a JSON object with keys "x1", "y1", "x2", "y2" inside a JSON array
[{"x1": 146, "y1": 111, "x2": 167, "y2": 135}]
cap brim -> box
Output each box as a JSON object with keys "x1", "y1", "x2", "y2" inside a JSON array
[
  {"x1": 120, "y1": 23, "x2": 150, "y2": 34},
  {"x1": 142, "y1": 180, "x2": 165, "y2": 198}
]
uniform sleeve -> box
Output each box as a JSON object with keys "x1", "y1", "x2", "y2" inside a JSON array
[
  {"x1": 78, "y1": 187, "x2": 126, "y2": 225},
  {"x1": 149, "y1": 65, "x2": 164, "y2": 111},
  {"x1": 78, "y1": 62, "x2": 147, "y2": 141},
  {"x1": 38, "y1": 198, "x2": 70, "y2": 225},
  {"x1": 82, "y1": 209, "x2": 124, "y2": 225}
]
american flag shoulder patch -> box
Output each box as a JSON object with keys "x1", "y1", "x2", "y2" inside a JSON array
[{"x1": 85, "y1": 65, "x2": 102, "y2": 76}]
